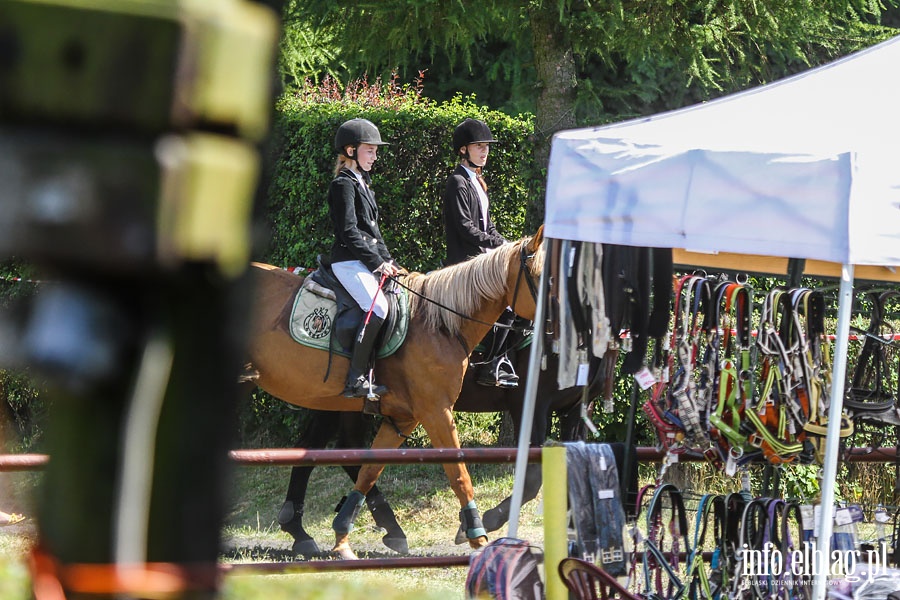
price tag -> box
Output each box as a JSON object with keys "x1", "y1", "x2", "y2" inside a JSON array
[
  {"x1": 576, "y1": 347, "x2": 589, "y2": 386},
  {"x1": 576, "y1": 363, "x2": 589, "y2": 386},
  {"x1": 834, "y1": 505, "x2": 864, "y2": 526},
  {"x1": 834, "y1": 507, "x2": 854, "y2": 526},
  {"x1": 725, "y1": 453, "x2": 737, "y2": 477},
  {"x1": 633, "y1": 366, "x2": 656, "y2": 390}
]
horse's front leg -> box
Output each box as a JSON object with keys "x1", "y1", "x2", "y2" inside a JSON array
[
  {"x1": 331, "y1": 416, "x2": 418, "y2": 559},
  {"x1": 336, "y1": 413, "x2": 408, "y2": 554},
  {"x1": 420, "y1": 407, "x2": 488, "y2": 550}
]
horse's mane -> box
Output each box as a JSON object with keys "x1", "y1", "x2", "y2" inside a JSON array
[{"x1": 404, "y1": 235, "x2": 544, "y2": 336}]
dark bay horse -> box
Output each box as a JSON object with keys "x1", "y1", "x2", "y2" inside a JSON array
[
  {"x1": 244, "y1": 229, "x2": 545, "y2": 558},
  {"x1": 276, "y1": 346, "x2": 605, "y2": 557}
]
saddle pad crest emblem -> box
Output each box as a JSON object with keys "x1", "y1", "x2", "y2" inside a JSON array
[{"x1": 303, "y1": 307, "x2": 332, "y2": 339}]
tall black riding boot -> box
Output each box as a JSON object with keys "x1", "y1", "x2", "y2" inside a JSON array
[
  {"x1": 475, "y1": 309, "x2": 518, "y2": 387},
  {"x1": 343, "y1": 315, "x2": 388, "y2": 403}
]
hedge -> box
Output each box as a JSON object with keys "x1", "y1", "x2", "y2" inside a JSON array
[{"x1": 260, "y1": 93, "x2": 538, "y2": 272}]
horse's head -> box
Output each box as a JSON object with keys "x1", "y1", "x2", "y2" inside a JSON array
[{"x1": 507, "y1": 225, "x2": 545, "y2": 321}]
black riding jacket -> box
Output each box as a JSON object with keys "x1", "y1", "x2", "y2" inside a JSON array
[
  {"x1": 328, "y1": 168, "x2": 393, "y2": 271},
  {"x1": 442, "y1": 164, "x2": 506, "y2": 266}
]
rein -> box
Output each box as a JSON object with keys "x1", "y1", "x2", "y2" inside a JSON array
[{"x1": 387, "y1": 243, "x2": 538, "y2": 333}]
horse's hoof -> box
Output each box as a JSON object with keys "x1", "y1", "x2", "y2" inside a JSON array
[
  {"x1": 383, "y1": 534, "x2": 409, "y2": 555},
  {"x1": 332, "y1": 544, "x2": 359, "y2": 560},
  {"x1": 291, "y1": 538, "x2": 321, "y2": 559},
  {"x1": 454, "y1": 524, "x2": 467, "y2": 545},
  {"x1": 482, "y1": 506, "x2": 508, "y2": 533},
  {"x1": 468, "y1": 535, "x2": 489, "y2": 550},
  {"x1": 332, "y1": 533, "x2": 358, "y2": 560}
]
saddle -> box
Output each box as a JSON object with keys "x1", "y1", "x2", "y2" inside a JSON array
[{"x1": 288, "y1": 256, "x2": 408, "y2": 359}]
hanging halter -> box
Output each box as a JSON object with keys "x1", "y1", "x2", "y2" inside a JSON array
[
  {"x1": 687, "y1": 493, "x2": 727, "y2": 600},
  {"x1": 708, "y1": 280, "x2": 758, "y2": 473},
  {"x1": 642, "y1": 483, "x2": 690, "y2": 600},
  {"x1": 845, "y1": 290, "x2": 900, "y2": 420},
  {"x1": 743, "y1": 288, "x2": 806, "y2": 464},
  {"x1": 643, "y1": 274, "x2": 709, "y2": 455}
]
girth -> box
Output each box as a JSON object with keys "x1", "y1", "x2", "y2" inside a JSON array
[{"x1": 778, "y1": 500, "x2": 811, "y2": 600}]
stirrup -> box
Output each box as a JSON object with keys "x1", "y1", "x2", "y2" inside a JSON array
[
  {"x1": 475, "y1": 356, "x2": 518, "y2": 388},
  {"x1": 342, "y1": 376, "x2": 387, "y2": 399}
]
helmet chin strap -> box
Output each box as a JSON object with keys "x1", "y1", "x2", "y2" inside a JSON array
[
  {"x1": 462, "y1": 155, "x2": 485, "y2": 169},
  {"x1": 343, "y1": 147, "x2": 372, "y2": 183}
]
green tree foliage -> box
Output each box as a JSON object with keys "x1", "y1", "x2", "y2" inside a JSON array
[
  {"x1": 282, "y1": 0, "x2": 897, "y2": 121},
  {"x1": 0, "y1": 262, "x2": 44, "y2": 452},
  {"x1": 276, "y1": 19, "x2": 341, "y2": 88}
]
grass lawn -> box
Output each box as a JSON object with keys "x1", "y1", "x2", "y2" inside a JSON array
[{"x1": 1, "y1": 458, "x2": 546, "y2": 599}]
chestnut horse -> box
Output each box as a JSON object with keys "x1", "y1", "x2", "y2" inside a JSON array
[
  {"x1": 244, "y1": 229, "x2": 545, "y2": 558},
  {"x1": 276, "y1": 346, "x2": 604, "y2": 557}
]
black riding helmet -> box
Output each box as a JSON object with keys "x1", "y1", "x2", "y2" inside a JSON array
[
  {"x1": 453, "y1": 119, "x2": 497, "y2": 168},
  {"x1": 452, "y1": 118, "x2": 497, "y2": 154},
  {"x1": 334, "y1": 118, "x2": 389, "y2": 158}
]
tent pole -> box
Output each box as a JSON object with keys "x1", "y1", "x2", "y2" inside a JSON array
[
  {"x1": 507, "y1": 238, "x2": 552, "y2": 538},
  {"x1": 813, "y1": 263, "x2": 854, "y2": 600}
]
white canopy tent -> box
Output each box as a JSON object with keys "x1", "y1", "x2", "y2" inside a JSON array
[{"x1": 507, "y1": 35, "x2": 900, "y2": 600}]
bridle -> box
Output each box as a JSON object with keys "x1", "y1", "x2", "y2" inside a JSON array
[{"x1": 509, "y1": 242, "x2": 539, "y2": 316}]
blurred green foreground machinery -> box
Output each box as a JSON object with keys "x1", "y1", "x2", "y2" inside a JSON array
[{"x1": 0, "y1": 1, "x2": 280, "y2": 597}]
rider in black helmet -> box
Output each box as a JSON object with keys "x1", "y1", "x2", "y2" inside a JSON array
[
  {"x1": 328, "y1": 118, "x2": 400, "y2": 409},
  {"x1": 442, "y1": 118, "x2": 518, "y2": 388}
]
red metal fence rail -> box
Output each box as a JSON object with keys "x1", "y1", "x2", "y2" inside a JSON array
[{"x1": 1, "y1": 446, "x2": 896, "y2": 472}]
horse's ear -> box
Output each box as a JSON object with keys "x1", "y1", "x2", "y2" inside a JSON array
[{"x1": 528, "y1": 224, "x2": 545, "y2": 252}]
